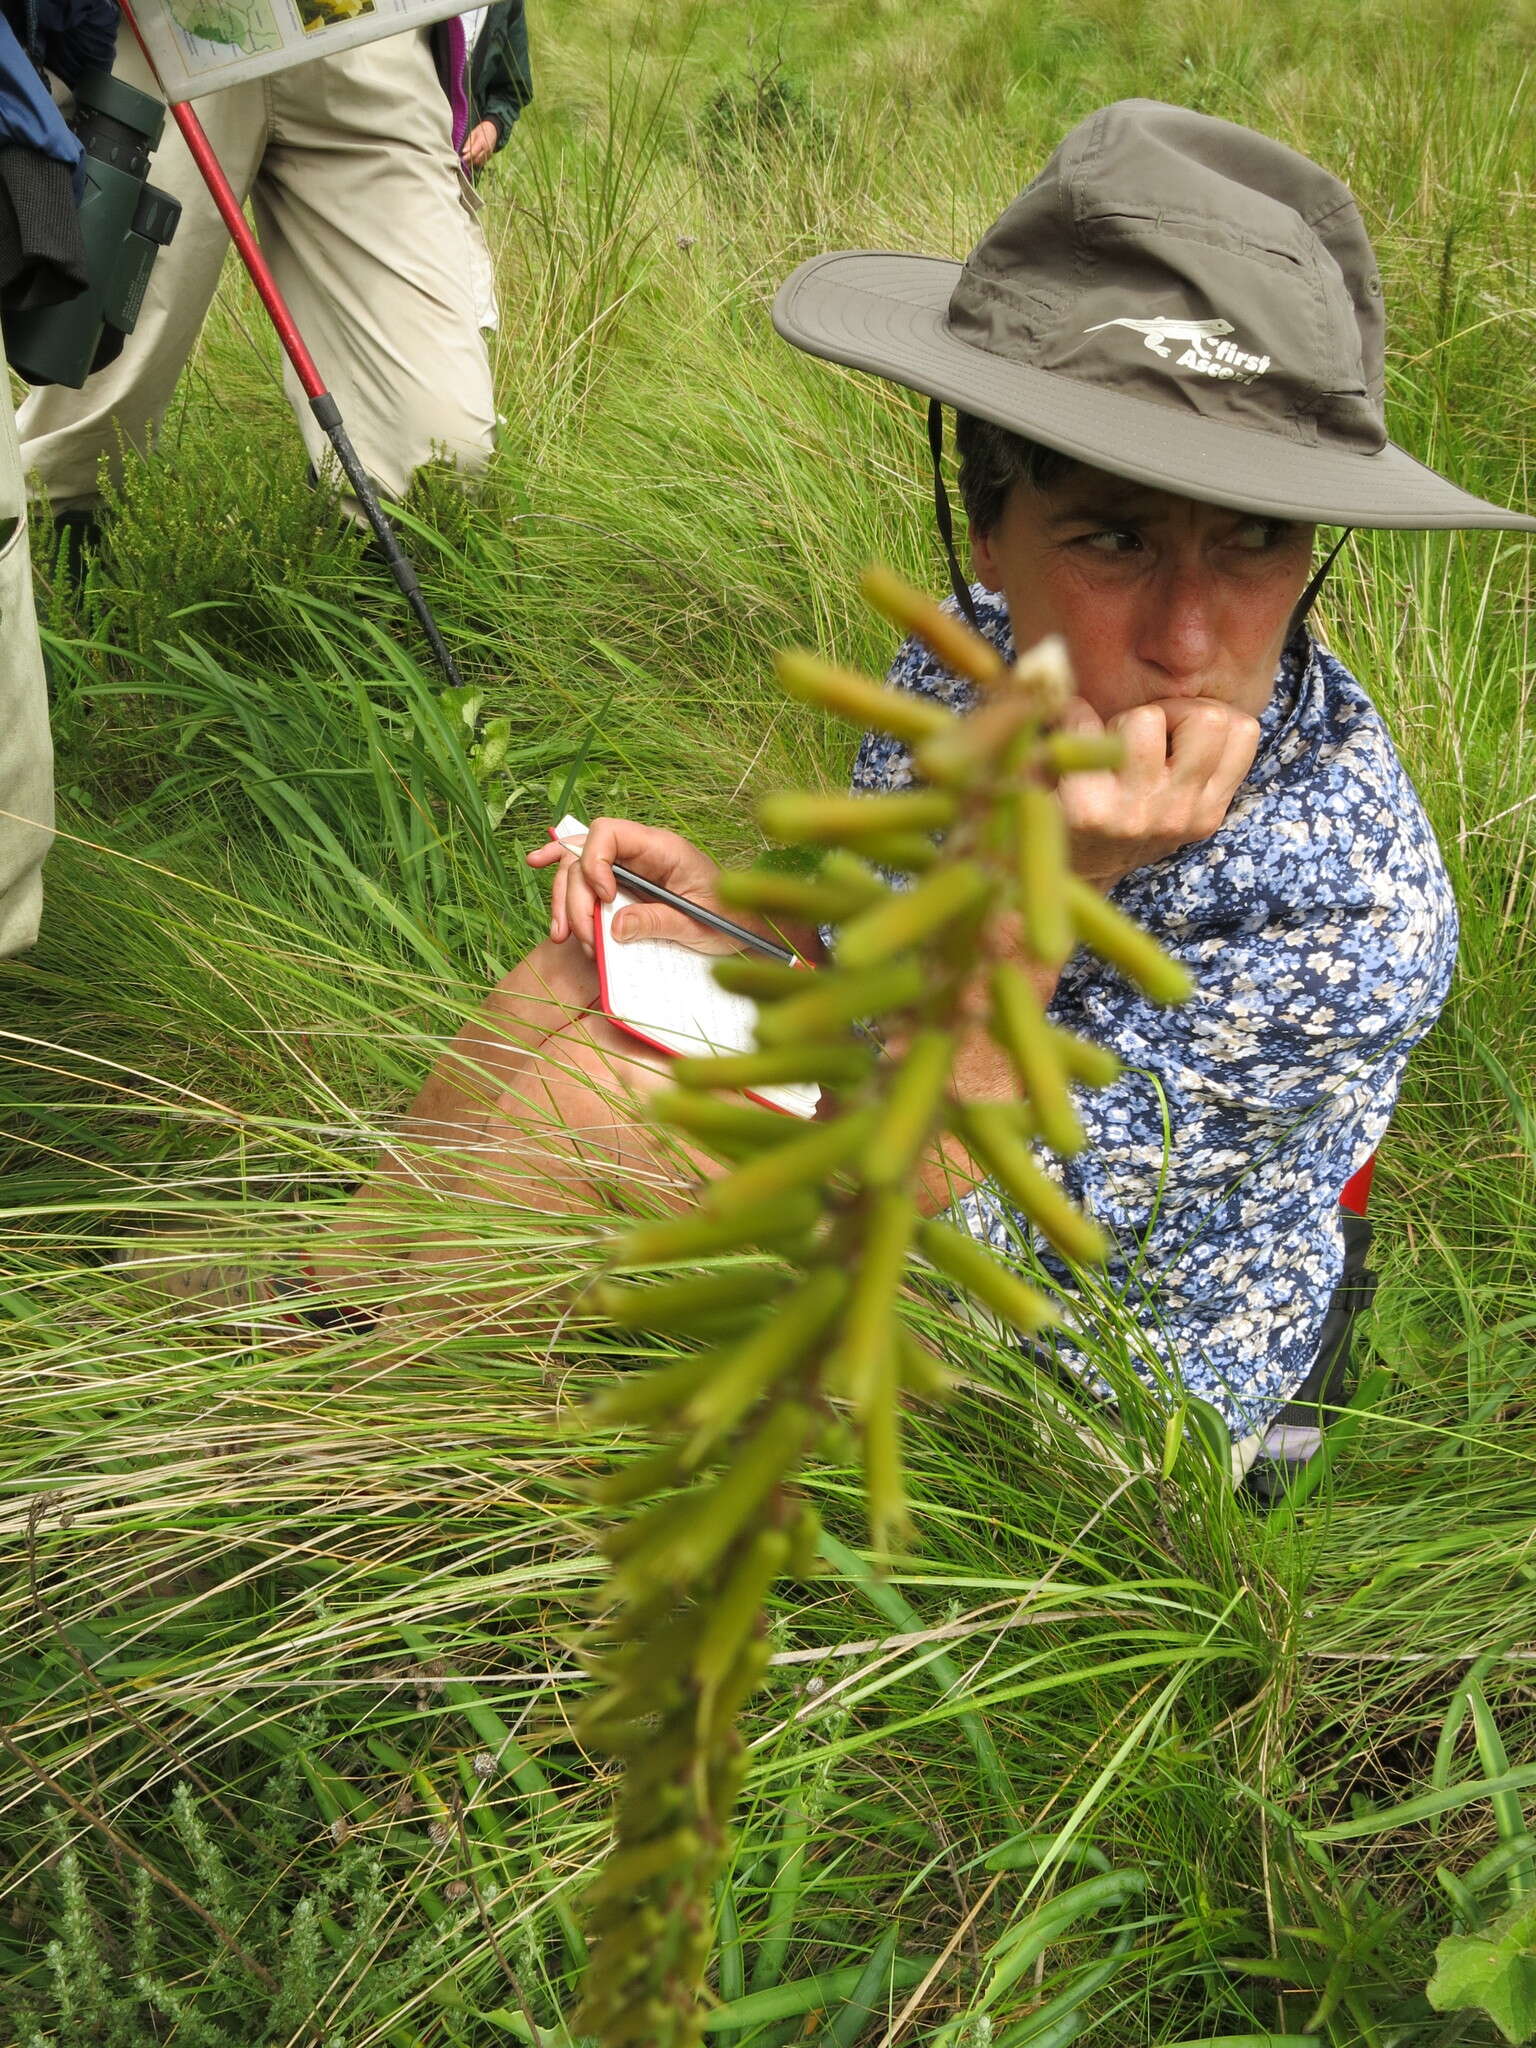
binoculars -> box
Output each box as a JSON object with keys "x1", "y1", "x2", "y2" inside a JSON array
[{"x1": 5, "y1": 72, "x2": 180, "y2": 389}]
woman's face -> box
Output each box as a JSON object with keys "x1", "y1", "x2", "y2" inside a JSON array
[{"x1": 971, "y1": 465, "x2": 1317, "y2": 723}]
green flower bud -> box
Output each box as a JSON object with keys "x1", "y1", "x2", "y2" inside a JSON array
[
  {"x1": 681, "y1": 1270, "x2": 846, "y2": 1442},
  {"x1": 698, "y1": 1634, "x2": 774, "y2": 1747},
  {"x1": 587, "y1": 1441, "x2": 694, "y2": 1508},
  {"x1": 671, "y1": 1044, "x2": 874, "y2": 1091},
  {"x1": 607, "y1": 1405, "x2": 814, "y2": 1604},
  {"x1": 703, "y1": 1112, "x2": 874, "y2": 1216},
  {"x1": 710, "y1": 957, "x2": 810, "y2": 1001},
  {"x1": 861, "y1": 1354, "x2": 909, "y2": 1552},
  {"x1": 847, "y1": 830, "x2": 942, "y2": 872},
  {"x1": 862, "y1": 1029, "x2": 953, "y2": 1186},
  {"x1": 897, "y1": 1328, "x2": 952, "y2": 1401},
  {"x1": 753, "y1": 961, "x2": 924, "y2": 1046},
  {"x1": 584, "y1": 1348, "x2": 728, "y2": 1427},
  {"x1": 718, "y1": 868, "x2": 881, "y2": 926},
  {"x1": 611, "y1": 1192, "x2": 821, "y2": 1268},
  {"x1": 953, "y1": 1106, "x2": 1109, "y2": 1267},
  {"x1": 774, "y1": 648, "x2": 953, "y2": 743},
  {"x1": 1066, "y1": 875, "x2": 1194, "y2": 1004},
  {"x1": 757, "y1": 788, "x2": 958, "y2": 848},
  {"x1": 835, "y1": 862, "x2": 992, "y2": 972},
  {"x1": 1013, "y1": 781, "x2": 1074, "y2": 968},
  {"x1": 1048, "y1": 1025, "x2": 1122, "y2": 1090},
  {"x1": 858, "y1": 564, "x2": 1008, "y2": 689},
  {"x1": 693, "y1": 1528, "x2": 790, "y2": 1692},
  {"x1": 827, "y1": 1188, "x2": 916, "y2": 1411},
  {"x1": 649, "y1": 1089, "x2": 787, "y2": 1153},
  {"x1": 818, "y1": 851, "x2": 891, "y2": 901},
  {"x1": 589, "y1": 1264, "x2": 785, "y2": 1335},
  {"x1": 988, "y1": 960, "x2": 1086, "y2": 1157},
  {"x1": 916, "y1": 1216, "x2": 1061, "y2": 1334},
  {"x1": 584, "y1": 1828, "x2": 705, "y2": 1905},
  {"x1": 601, "y1": 1489, "x2": 698, "y2": 1567},
  {"x1": 1040, "y1": 731, "x2": 1126, "y2": 775},
  {"x1": 786, "y1": 1503, "x2": 824, "y2": 1580}
]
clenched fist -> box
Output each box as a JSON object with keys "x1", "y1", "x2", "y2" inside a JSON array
[{"x1": 1056, "y1": 696, "x2": 1261, "y2": 891}]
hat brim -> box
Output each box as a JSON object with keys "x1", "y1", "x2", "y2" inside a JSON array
[{"x1": 773, "y1": 252, "x2": 1536, "y2": 533}]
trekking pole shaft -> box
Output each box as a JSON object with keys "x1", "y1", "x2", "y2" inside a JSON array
[
  {"x1": 307, "y1": 391, "x2": 466, "y2": 691},
  {"x1": 115, "y1": 0, "x2": 466, "y2": 693}
]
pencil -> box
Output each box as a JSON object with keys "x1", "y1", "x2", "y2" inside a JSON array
[{"x1": 609, "y1": 864, "x2": 801, "y2": 965}]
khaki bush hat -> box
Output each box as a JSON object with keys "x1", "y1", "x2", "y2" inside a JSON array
[{"x1": 773, "y1": 99, "x2": 1536, "y2": 533}]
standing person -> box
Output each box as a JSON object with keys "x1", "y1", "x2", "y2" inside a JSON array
[
  {"x1": 16, "y1": 19, "x2": 497, "y2": 548},
  {"x1": 455, "y1": 0, "x2": 532, "y2": 335},
  {"x1": 1, "y1": 0, "x2": 118, "y2": 951},
  {"x1": 459, "y1": 0, "x2": 531, "y2": 177}
]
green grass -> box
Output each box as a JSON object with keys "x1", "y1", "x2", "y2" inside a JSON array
[{"x1": 3, "y1": 0, "x2": 1535, "y2": 2042}]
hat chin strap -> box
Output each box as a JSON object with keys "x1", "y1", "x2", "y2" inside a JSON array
[
  {"x1": 928, "y1": 400, "x2": 984, "y2": 632},
  {"x1": 1289, "y1": 528, "x2": 1353, "y2": 643}
]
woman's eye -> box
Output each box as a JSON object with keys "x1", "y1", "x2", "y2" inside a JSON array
[
  {"x1": 1082, "y1": 527, "x2": 1143, "y2": 556},
  {"x1": 1231, "y1": 518, "x2": 1291, "y2": 551}
]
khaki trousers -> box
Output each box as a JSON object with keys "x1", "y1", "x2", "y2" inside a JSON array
[
  {"x1": 18, "y1": 29, "x2": 496, "y2": 511},
  {"x1": 0, "y1": 398, "x2": 53, "y2": 956}
]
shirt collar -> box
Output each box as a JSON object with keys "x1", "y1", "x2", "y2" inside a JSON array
[{"x1": 1244, "y1": 634, "x2": 1318, "y2": 790}]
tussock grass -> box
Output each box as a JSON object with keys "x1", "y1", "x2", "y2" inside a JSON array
[{"x1": 4, "y1": 1, "x2": 1534, "y2": 2041}]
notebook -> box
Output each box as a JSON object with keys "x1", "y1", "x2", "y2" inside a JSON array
[{"x1": 550, "y1": 818, "x2": 819, "y2": 1119}]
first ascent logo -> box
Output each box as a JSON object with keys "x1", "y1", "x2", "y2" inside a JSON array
[{"x1": 1084, "y1": 315, "x2": 1271, "y2": 384}]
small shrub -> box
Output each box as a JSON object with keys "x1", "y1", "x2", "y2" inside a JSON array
[{"x1": 699, "y1": 62, "x2": 835, "y2": 174}]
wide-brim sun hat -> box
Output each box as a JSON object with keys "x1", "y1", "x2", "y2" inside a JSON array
[{"x1": 772, "y1": 99, "x2": 1536, "y2": 534}]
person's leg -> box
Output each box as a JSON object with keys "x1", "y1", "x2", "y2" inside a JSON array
[
  {"x1": 304, "y1": 938, "x2": 711, "y2": 1307},
  {"x1": 391, "y1": 1009, "x2": 706, "y2": 1224},
  {"x1": 379, "y1": 935, "x2": 604, "y2": 1168},
  {"x1": 256, "y1": 31, "x2": 497, "y2": 504},
  {"x1": 0, "y1": 402, "x2": 53, "y2": 954},
  {"x1": 17, "y1": 45, "x2": 269, "y2": 514},
  {"x1": 143, "y1": 935, "x2": 691, "y2": 1323}
]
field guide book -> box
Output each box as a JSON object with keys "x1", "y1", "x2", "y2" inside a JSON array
[
  {"x1": 132, "y1": 0, "x2": 472, "y2": 102},
  {"x1": 551, "y1": 818, "x2": 819, "y2": 1121}
]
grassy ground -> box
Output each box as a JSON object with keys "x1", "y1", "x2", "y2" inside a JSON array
[{"x1": 3, "y1": 1, "x2": 1535, "y2": 2042}]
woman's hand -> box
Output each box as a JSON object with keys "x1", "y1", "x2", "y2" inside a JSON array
[
  {"x1": 460, "y1": 119, "x2": 499, "y2": 172},
  {"x1": 1055, "y1": 695, "x2": 1260, "y2": 891},
  {"x1": 526, "y1": 818, "x2": 739, "y2": 959}
]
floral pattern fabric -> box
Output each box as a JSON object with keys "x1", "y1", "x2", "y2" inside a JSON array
[{"x1": 848, "y1": 587, "x2": 1458, "y2": 1440}]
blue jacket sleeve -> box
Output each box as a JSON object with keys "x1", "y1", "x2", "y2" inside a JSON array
[{"x1": 0, "y1": 15, "x2": 83, "y2": 165}]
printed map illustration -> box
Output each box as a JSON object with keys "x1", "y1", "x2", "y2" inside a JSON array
[{"x1": 166, "y1": 0, "x2": 281, "y2": 56}]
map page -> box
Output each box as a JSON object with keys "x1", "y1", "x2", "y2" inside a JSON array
[{"x1": 134, "y1": 0, "x2": 473, "y2": 102}]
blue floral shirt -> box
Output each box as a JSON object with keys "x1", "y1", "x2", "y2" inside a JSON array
[{"x1": 851, "y1": 588, "x2": 1458, "y2": 1440}]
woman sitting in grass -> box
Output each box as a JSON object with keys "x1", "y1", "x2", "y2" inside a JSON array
[{"x1": 249, "y1": 101, "x2": 1532, "y2": 1485}]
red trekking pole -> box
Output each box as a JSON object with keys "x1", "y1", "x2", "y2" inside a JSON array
[{"x1": 117, "y1": 0, "x2": 466, "y2": 693}]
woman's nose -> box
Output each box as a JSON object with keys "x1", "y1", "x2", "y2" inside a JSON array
[{"x1": 1137, "y1": 559, "x2": 1218, "y2": 679}]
